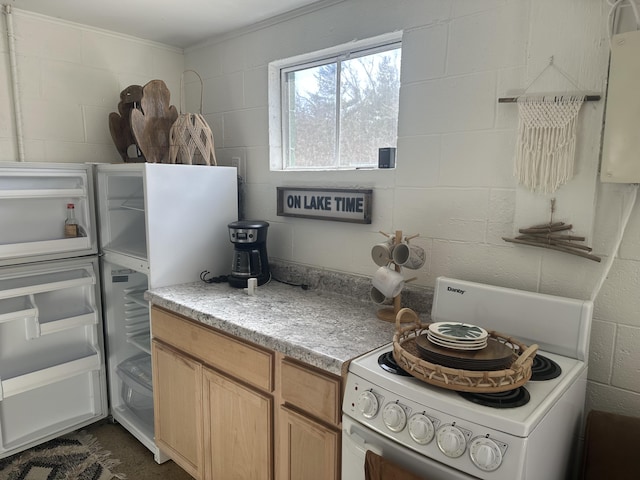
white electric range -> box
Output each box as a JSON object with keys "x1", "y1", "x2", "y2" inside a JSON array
[{"x1": 342, "y1": 277, "x2": 593, "y2": 480}]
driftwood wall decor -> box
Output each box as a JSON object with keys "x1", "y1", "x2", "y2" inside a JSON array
[{"x1": 503, "y1": 199, "x2": 601, "y2": 262}]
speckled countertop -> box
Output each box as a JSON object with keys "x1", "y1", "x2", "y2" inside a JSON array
[{"x1": 145, "y1": 279, "x2": 429, "y2": 376}]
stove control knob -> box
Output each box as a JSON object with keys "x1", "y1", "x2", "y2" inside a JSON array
[
  {"x1": 436, "y1": 425, "x2": 467, "y2": 458},
  {"x1": 382, "y1": 403, "x2": 407, "y2": 432},
  {"x1": 408, "y1": 414, "x2": 435, "y2": 444},
  {"x1": 357, "y1": 391, "x2": 379, "y2": 419},
  {"x1": 469, "y1": 437, "x2": 503, "y2": 472}
]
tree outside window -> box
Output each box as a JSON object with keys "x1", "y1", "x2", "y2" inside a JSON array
[{"x1": 282, "y1": 44, "x2": 401, "y2": 170}]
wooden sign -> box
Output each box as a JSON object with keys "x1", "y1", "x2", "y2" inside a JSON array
[{"x1": 277, "y1": 187, "x2": 372, "y2": 224}]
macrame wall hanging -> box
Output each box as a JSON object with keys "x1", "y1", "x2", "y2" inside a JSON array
[
  {"x1": 515, "y1": 94, "x2": 584, "y2": 193},
  {"x1": 499, "y1": 57, "x2": 600, "y2": 194}
]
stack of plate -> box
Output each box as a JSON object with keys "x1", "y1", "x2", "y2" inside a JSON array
[
  {"x1": 415, "y1": 331, "x2": 515, "y2": 371},
  {"x1": 427, "y1": 322, "x2": 488, "y2": 351}
]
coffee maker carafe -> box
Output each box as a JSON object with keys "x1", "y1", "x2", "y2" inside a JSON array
[{"x1": 228, "y1": 220, "x2": 270, "y2": 288}]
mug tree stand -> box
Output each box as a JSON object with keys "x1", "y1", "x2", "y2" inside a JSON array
[{"x1": 375, "y1": 230, "x2": 414, "y2": 323}]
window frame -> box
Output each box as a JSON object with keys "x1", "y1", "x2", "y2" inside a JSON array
[{"x1": 268, "y1": 31, "x2": 403, "y2": 172}]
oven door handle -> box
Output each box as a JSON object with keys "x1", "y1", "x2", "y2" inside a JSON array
[{"x1": 343, "y1": 425, "x2": 383, "y2": 457}]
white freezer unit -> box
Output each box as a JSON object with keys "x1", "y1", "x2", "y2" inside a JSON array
[
  {"x1": 95, "y1": 163, "x2": 238, "y2": 463},
  {"x1": 0, "y1": 257, "x2": 108, "y2": 458},
  {"x1": 0, "y1": 163, "x2": 97, "y2": 267},
  {"x1": 96, "y1": 163, "x2": 238, "y2": 288}
]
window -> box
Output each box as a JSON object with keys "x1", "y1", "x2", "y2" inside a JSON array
[{"x1": 269, "y1": 33, "x2": 402, "y2": 171}]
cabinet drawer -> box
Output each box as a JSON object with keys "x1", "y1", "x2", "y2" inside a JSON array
[
  {"x1": 151, "y1": 307, "x2": 274, "y2": 392},
  {"x1": 280, "y1": 358, "x2": 341, "y2": 426}
]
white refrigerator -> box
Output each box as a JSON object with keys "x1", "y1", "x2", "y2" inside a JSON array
[{"x1": 0, "y1": 162, "x2": 238, "y2": 462}]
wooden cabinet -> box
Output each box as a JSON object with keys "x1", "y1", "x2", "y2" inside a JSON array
[
  {"x1": 203, "y1": 368, "x2": 272, "y2": 479},
  {"x1": 277, "y1": 358, "x2": 342, "y2": 480},
  {"x1": 152, "y1": 306, "x2": 274, "y2": 479},
  {"x1": 152, "y1": 341, "x2": 203, "y2": 479},
  {"x1": 278, "y1": 406, "x2": 340, "y2": 480},
  {"x1": 151, "y1": 306, "x2": 342, "y2": 480}
]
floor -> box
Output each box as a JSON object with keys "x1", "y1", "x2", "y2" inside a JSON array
[{"x1": 84, "y1": 420, "x2": 194, "y2": 479}]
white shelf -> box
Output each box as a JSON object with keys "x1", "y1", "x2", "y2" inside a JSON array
[
  {"x1": 121, "y1": 198, "x2": 145, "y2": 211},
  {"x1": 0, "y1": 268, "x2": 95, "y2": 300},
  {"x1": 102, "y1": 249, "x2": 149, "y2": 275},
  {"x1": 127, "y1": 331, "x2": 151, "y2": 355},
  {"x1": 124, "y1": 312, "x2": 148, "y2": 325},
  {"x1": 0, "y1": 296, "x2": 37, "y2": 324},
  {"x1": 0, "y1": 349, "x2": 100, "y2": 400},
  {"x1": 25, "y1": 311, "x2": 98, "y2": 339},
  {"x1": 124, "y1": 288, "x2": 147, "y2": 308},
  {"x1": 0, "y1": 188, "x2": 86, "y2": 199},
  {"x1": 0, "y1": 306, "x2": 37, "y2": 324},
  {"x1": 0, "y1": 237, "x2": 91, "y2": 260},
  {"x1": 1, "y1": 412, "x2": 103, "y2": 452},
  {"x1": 125, "y1": 321, "x2": 149, "y2": 335}
]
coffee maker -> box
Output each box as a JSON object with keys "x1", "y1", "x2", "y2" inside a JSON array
[{"x1": 228, "y1": 220, "x2": 270, "y2": 288}]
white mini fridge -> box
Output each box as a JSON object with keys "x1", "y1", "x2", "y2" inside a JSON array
[
  {"x1": 95, "y1": 162, "x2": 237, "y2": 462},
  {"x1": 0, "y1": 162, "x2": 238, "y2": 462}
]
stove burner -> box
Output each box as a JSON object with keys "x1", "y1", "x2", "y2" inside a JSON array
[
  {"x1": 459, "y1": 387, "x2": 530, "y2": 408},
  {"x1": 530, "y1": 354, "x2": 562, "y2": 381},
  {"x1": 378, "y1": 352, "x2": 412, "y2": 376}
]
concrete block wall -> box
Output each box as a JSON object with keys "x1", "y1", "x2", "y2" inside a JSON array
[
  {"x1": 0, "y1": 9, "x2": 184, "y2": 164},
  {"x1": 185, "y1": 0, "x2": 640, "y2": 416},
  {"x1": 185, "y1": 0, "x2": 608, "y2": 292}
]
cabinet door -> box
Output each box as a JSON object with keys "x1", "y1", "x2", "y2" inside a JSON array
[
  {"x1": 203, "y1": 367, "x2": 273, "y2": 480},
  {"x1": 152, "y1": 341, "x2": 203, "y2": 479},
  {"x1": 278, "y1": 406, "x2": 340, "y2": 480}
]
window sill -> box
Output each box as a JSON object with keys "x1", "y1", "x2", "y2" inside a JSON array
[{"x1": 271, "y1": 167, "x2": 396, "y2": 173}]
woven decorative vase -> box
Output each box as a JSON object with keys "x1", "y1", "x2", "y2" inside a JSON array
[{"x1": 169, "y1": 70, "x2": 217, "y2": 165}]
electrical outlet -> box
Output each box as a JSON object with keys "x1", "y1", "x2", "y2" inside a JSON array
[{"x1": 231, "y1": 156, "x2": 246, "y2": 180}]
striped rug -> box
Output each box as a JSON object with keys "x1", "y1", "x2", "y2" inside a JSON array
[{"x1": 0, "y1": 432, "x2": 125, "y2": 480}]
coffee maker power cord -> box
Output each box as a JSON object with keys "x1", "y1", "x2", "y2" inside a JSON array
[
  {"x1": 200, "y1": 271, "x2": 307, "y2": 290},
  {"x1": 200, "y1": 271, "x2": 228, "y2": 283}
]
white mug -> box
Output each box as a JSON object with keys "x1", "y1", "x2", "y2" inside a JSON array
[
  {"x1": 392, "y1": 243, "x2": 426, "y2": 270},
  {"x1": 371, "y1": 238, "x2": 395, "y2": 266},
  {"x1": 370, "y1": 286, "x2": 393, "y2": 305},
  {"x1": 372, "y1": 266, "x2": 404, "y2": 299}
]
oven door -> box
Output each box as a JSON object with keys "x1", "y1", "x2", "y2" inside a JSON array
[{"x1": 342, "y1": 415, "x2": 479, "y2": 480}]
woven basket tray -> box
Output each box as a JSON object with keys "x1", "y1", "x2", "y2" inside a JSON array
[{"x1": 392, "y1": 308, "x2": 538, "y2": 393}]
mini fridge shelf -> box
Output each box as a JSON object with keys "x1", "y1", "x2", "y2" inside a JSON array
[
  {"x1": 128, "y1": 331, "x2": 151, "y2": 354},
  {"x1": 0, "y1": 188, "x2": 86, "y2": 199},
  {"x1": 25, "y1": 310, "x2": 97, "y2": 339},
  {"x1": 0, "y1": 346, "x2": 100, "y2": 400},
  {"x1": 108, "y1": 197, "x2": 145, "y2": 212},
  {"x1": 103, "y1": 242, "x2": 148, "y2": 263},
  {"x1": 0, "y1": 296, "x2": 37, "y2": 324},
  {"x1": 0, "y1": 168, "x2": 88, "y2": 200},
  {"x1": 0, "y1": 264, "x2": 98, "y2": 339},
  {"x1": 0, "y1": 372, "x2": 106, "y2": 454},
  {"x1": 124, "y1": 288, "x2": 147, "y2": 307},
  {"x1": 0, "y1": 268, "x2": 94, "y2": 300},
  {"x1": 1, "y1": 411, "x2": 100, "y2": 452},
  {"x1": 0, "y1": 237, "x2": 92, "y2": 261}
]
